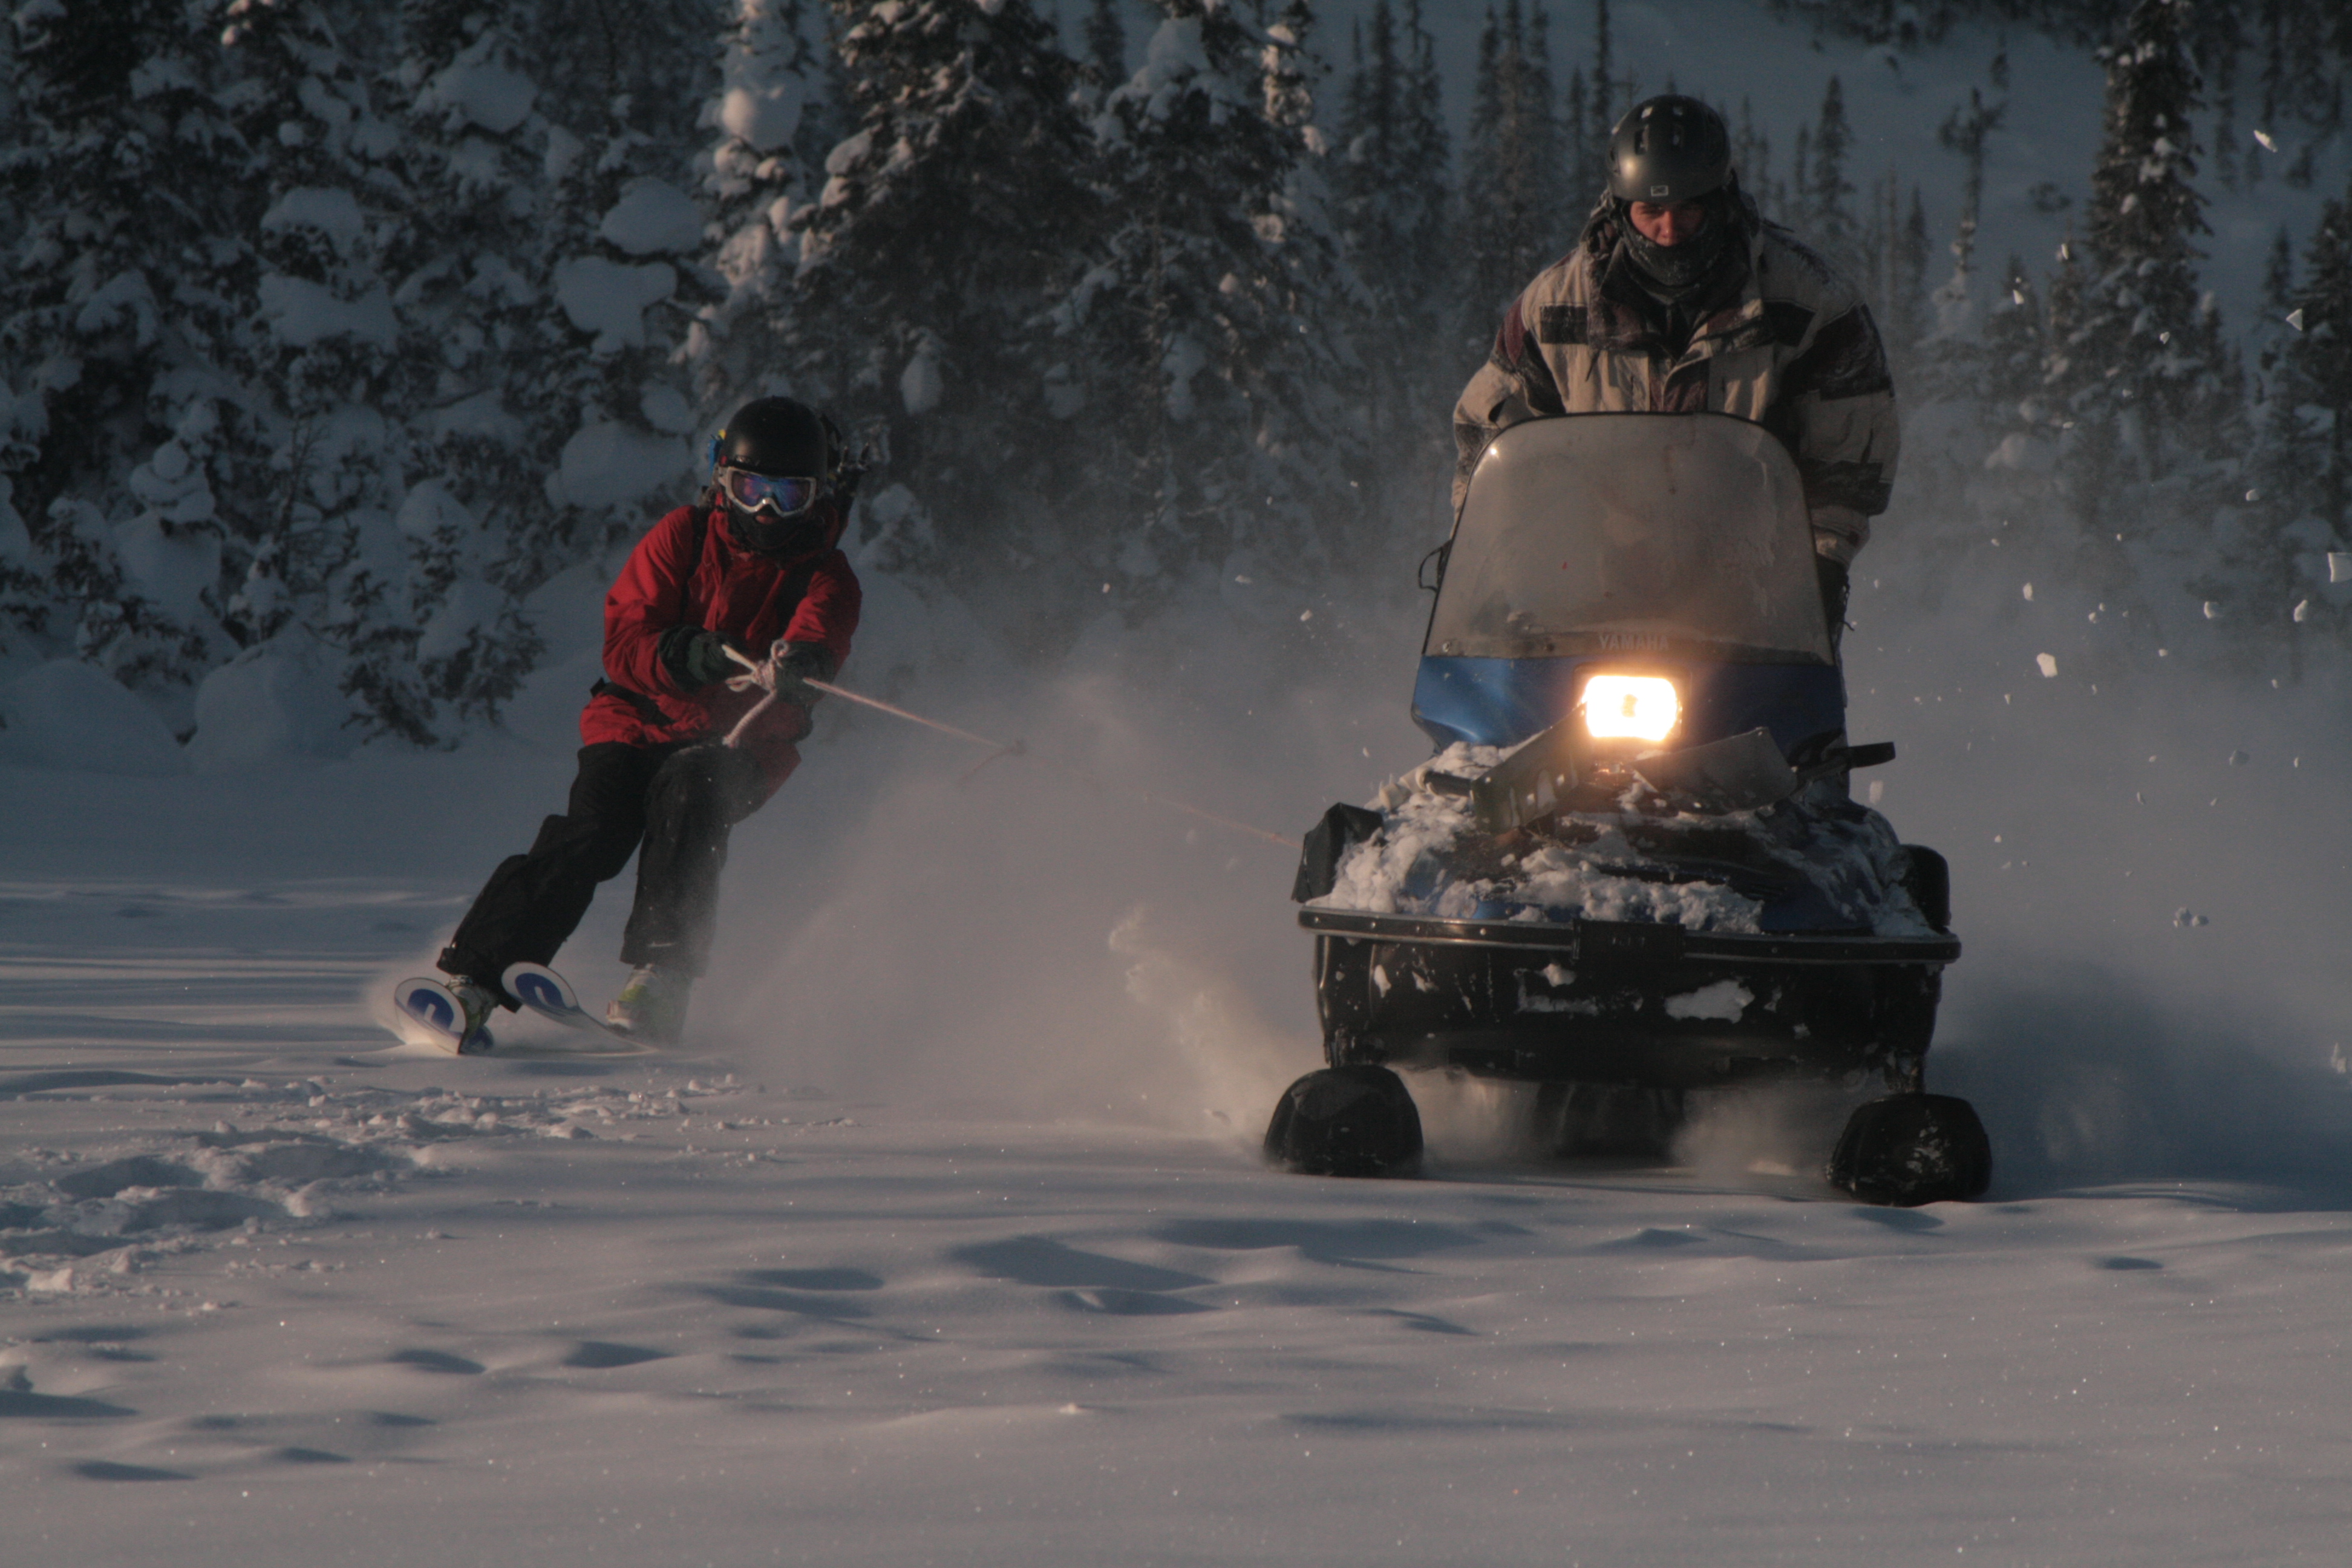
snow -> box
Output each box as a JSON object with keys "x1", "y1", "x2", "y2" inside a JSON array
[
  {"x1": 186, "y1": 632, "x2": 357, "y2": 773},
  {"x1": 6, "y1": 3, "x2": 2352, "y2": 1557},
  {"x1": 111, "y1": 515, "x2": 218, "y2": 621},
  {"x1": 552, "y1": 256, "x2": 676, "y2": 353},
  {"x1": 6, "y1": 610, "x2": 2352, "y2": 1560},
  {"x1": 0, "y1": 661, "x2": 188, "y2": 776},
  {"x1": 598, "y1": 178, "x2": 704, "y2": 256},
  {"x1": 260, "y1": 188, "x2": 367, "y2": 255},
  {"x1": 422, "y1": 56, "x2": 536, "y2": 136},
  {"x1": 254, "y1": 275, "x2": 395, "y2": 349},
  {"x1": 552, "y1": 419, "x2": 687, "y2": 512}
]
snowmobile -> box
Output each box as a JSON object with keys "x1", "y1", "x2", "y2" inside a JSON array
[{"x1": 1269, "y1": 413, "x2": 1988, "y2": 1206}]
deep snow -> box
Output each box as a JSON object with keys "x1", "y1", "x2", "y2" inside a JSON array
[{"x1": 7, "y1": 549, "x2": 2352, "y2": 1563}]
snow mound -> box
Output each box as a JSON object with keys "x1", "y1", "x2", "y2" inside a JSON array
[
  {"x1": 599, "y1": 178, "x2": 704, "y2": 256},
  {"x1": 187, "y1": 632, "x2": 358, "y2": 773},
  {"x1": 554, "y1": 258, "x2": 675, "y2": 353},
  {"x1": 555, "y1": 421, "x2": 688, "y2": 512},
  {"x1": 0, "y1": 661, "x2": 188, "y2": 777}
]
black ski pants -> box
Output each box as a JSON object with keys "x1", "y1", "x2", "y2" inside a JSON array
[{"x1": 439, "y1": 740, "x2": 766, "y2": 992}]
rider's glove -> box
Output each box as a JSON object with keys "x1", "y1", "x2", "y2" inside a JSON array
[
  {"x1": 776, "y1": 642, "x2": 836, "y2": 706},
  {"x1": 660, "y1": 627, "x2": 745, "y2": 691}
]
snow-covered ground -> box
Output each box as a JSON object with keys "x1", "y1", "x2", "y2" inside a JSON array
[
  {"x1": 7, "y1": 6, "x2": 2351, "y2": 1560},
  {"x1": 8, "y1": 561, "x2": 2352, "y2": 1562}
]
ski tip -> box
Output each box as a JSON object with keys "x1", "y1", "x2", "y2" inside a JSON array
[{"x1": 501, "y1": 961, "x2": 581, "y2": 1017}]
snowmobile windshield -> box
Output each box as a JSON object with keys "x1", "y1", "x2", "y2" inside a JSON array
[{"x1": 1426, "y1": 413, "x2": 1832, "y2": 665}]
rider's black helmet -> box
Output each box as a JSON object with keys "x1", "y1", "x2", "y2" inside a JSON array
[
  {"x1": 1607, "y1": 95, "x2": 1733, "y2": 205},
  {"x1": 711, "y1": 396, "x2": 841, "y2": 558},
  {"x1": 716, "y1": 396, "x2": 835, "y2": 480}
]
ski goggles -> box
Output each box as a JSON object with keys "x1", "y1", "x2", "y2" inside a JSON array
[{"x1": 718, "y1": 467, "x2": 821, "y2": 517}]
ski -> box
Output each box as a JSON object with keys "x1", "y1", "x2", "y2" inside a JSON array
[
  {"x1": 501, "y1": 962, "x2": 656, "y2": 1051},
  {"x1": 391, "y1": 975, "x2": 493, "y2": 1056}
]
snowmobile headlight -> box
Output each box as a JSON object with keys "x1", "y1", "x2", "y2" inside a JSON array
[{"x1": 1579, "y1": 673, "x2": 1681, "y2": 745}]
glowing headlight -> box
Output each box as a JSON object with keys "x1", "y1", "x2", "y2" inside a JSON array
[{"x1": 1579, "y1": 674, "x2": 1681, "y2": 744}]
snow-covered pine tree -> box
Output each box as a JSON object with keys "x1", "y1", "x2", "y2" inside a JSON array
[
  {"x1": 1076, "y1": 0, "x2": 1365, "y2": 616},
  {"x1": 1083, "y1": 0, "x2": 1125, "y2": 86},
  {"x1": 0, "y1": 0, "x2": 240, "y2": 704},
  {"x1": 694, "y1": 0, "x2": 822, "y2": 405},
  {"x1": 1330, "y1": 0, "x2": 1450, "y2": 498},
  {"x1": 782, "y1": 0, "x2": 1099, "y2": 627},
  {"x1": 2250, "y1": 181, "x2": 2352, "y2": 641},
  {"x1": 1459, "y1": 0, "x2": 1566, "y2": 352},
  {"x1": 1931, "y1": 86, "x2": 2002, "y2": 343},
  {"x1": 2069, "y1": 0, "x2": 2227, "y2": 481},
  {"x1": 1808, "y1": 76, "x2": 1858, "y2": 276},
  {"x1": 210, "y1": 0, "x2": 449, "y2": 740},
  {"x1": 1584, "y1": 0, "x2": 1613, "y2": 197},
  {"x1": 514, "y1": 0, "x2": 714, "y2": 551}
]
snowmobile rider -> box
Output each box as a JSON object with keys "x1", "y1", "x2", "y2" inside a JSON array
[
  {"x1": 1452, "y1": 94, "x2": 1900, "y2": 641},
  {"x1": 433, "y1": 396, "x2": 863, "y2": 1050}
]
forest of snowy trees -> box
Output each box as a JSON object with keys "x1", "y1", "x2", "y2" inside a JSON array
[{"x1": 1, "y1": 0, "x2": 2348, "y2": 751}]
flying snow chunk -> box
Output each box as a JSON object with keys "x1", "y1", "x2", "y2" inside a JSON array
[
  {"x1": 2035, "y1": 653, "x2": 2057, "y2": 678},
  {"x1": 2172, "y1": 908, "x2": 2209, "y2": 929},
  {"x1": 900, "y1": 336, "x2": 942, "y2": 416},
  {"x1": 2253, "y1": 129, "x2": 2278, "y2": 151},
  {"x1": 1664, "y1": 980, "x2": 1749, "y2": 1022},
  {"x1": 2022, "y1": 581, "x2": 2033, "y2": 601},
  {"x1": 599, "y1": 180, "x2": 703, "y2": 256},
  {"x1": 2202, "y1": 601, "x2": 2220, "y2": 619},
  {"x1": 2287, "y1": 308, "x2": 2306, "y2": 332},
  {"x1": 2330, "y1": 552, "x2": 2352, "y2": 584}
]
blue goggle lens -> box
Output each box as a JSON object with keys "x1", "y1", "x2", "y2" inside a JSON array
[{"x1": 720, "y1": 469, "x2": 820, "y2": 516}]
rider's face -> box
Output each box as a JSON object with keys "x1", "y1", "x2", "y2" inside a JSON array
[{"x1": 1627, "y1": 199, "x2": 1708, "y2": 247}]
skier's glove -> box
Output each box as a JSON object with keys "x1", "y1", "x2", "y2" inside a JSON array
[
  {"x1": 660, "y1": 627, "x2": 745, "y2": 691},
  {"x1": 775, "y1": 642, "x2": 836, "y2": 707}
]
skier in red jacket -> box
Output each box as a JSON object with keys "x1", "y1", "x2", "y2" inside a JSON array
[{"x1": 433, "y1": 397, "x2": 863, "y2": 1050}]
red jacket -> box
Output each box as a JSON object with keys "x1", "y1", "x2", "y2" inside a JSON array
[{"x1": 581, "y1": 499, "x2": 862, "y2": 797}]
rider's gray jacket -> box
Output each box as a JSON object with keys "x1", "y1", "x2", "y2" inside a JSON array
[{"x1": 1452, "y1": 196, "x2": 1900, "y2": 563}]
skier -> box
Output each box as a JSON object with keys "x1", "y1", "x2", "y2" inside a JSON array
[
  {"x1": 430, "y1": 396, "x2": 863, "y2": 1051},
  {"x1": 1453, "y1": 94, "x2": 1901, "y2": 639}
]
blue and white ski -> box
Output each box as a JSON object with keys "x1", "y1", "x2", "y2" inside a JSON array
[
  {"x1": 392, "y1": 975, "x2": 494, "y2": 1055},
  {"x1": 501, "y1": 961, "x2": 653, "y2": 1051}
]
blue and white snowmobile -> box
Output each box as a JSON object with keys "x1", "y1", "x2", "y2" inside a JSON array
[{"x1": 1270, "y1": 413, "x2": 1988, "y2": 1206}]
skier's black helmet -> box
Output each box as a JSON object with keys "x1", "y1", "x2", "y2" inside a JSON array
[
  {"x1": 711, "y1": 396, "x2": 840, "y2": 558},
  {"x1": 1607, "y1": 95, "x2": 1733, "y2": 205}
]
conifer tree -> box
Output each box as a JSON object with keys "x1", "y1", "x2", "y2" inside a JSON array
[
  {"x1": 1586, "y1": 0, "x2": 1615, "y2": 196},
  {"x1": 1460, "y1": 1, "x2": 1564, "y2": 348},
  {"x1": 783, "y1": 0, "x2": 1100, "y2": 624},
  {"x1": 1330, "y1": 0, "x2": 1450, "y2": 528},
  {"x1": 696, "y1": 0, "x2": 823, "y2": 401},
  {"x1": 2071, "y1": 0, "x2": 2223, "y2": 477},
  {"x1": 1076, "y1": 0, "x2": 1364, "y2": 615},
  {"x1": 1084, "y1": 0, "x2": 1125, "y2": 85},
  {"x1": 1808, "y1": 76, "x2": 1857, "y2": 273},
  {"x1": 0, "y1": 0, "x2": 238, "y2": 696}
]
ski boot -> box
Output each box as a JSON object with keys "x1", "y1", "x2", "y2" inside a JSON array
[
  {"x1": 448, "y1": 978, "x2": 501, "y2": 1056},
  {"x1": 606, "y1": 964, "x2": 690, "y2": 1045}
]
